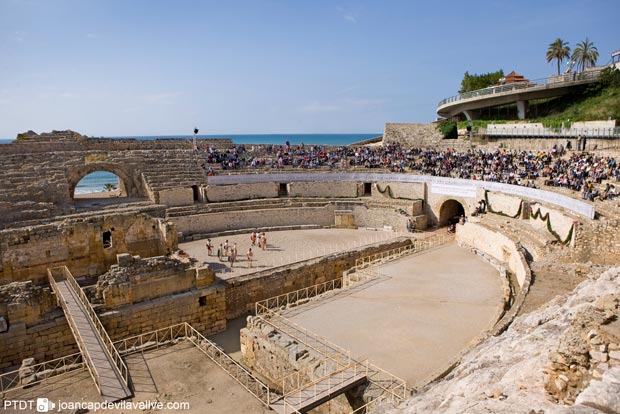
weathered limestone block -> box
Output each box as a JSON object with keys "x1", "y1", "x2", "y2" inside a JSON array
[
  {"x1": 575, "y1": 376, "x2": 620, "y2": 413},
  {"x1": 19, "y1": 357, "x2": 37, "y2": 386},
  {"x1": 195, "y1": 266, "x2": 215, "y2": 287}
]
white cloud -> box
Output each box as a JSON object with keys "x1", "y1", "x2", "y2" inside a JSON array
[{"x1": 336, "y1": 6, "x2": 357, "y2": 23}]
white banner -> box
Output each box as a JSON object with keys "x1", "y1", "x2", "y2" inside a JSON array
[{"x1": 431, "y1": 183, "x2": 477, "y2": 199}]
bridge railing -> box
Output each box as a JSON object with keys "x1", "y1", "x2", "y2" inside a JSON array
[
  {"x1": 47, "y1": 266, "x2": 130, "y2": 394},
  {"x1": 438, "y1": 67, "x2": 606, "y2": 107}
]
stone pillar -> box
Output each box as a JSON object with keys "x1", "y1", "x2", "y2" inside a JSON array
[{"x1": 517, "y1": 100, "x2": 529, "y2": 120}]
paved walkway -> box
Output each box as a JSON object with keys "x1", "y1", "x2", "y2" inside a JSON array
[
  {"x1": 282, "y1": 243, "x2": 504, "y2": 389},
  {"x1": 53, "y1": 280, "x2": 131, "y2": 402}
]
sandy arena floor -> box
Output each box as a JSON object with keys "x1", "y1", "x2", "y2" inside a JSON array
[
  {"x1": 2, "y1": 342, "x2": 270, "y2": 414},
  {"x1": 180, "y1": 228, "x2": 415, "y2": 280},
  {"x1": 281, "y1": 243, "x2": 504, "y2": 389}
]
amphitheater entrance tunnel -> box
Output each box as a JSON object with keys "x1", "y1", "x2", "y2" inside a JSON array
[{"x1": 439, "y1": 199, "x2": 465, "y2": 226}]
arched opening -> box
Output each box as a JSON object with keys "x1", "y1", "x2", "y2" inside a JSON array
[
  {"x1": 439, "y1": 199, "x2": 465, "y2": 226},
  {"x1": 192, "y1": 185, "x2": 200, "y2": 202},
  {"x1": 74, "y1": 171, "x2": 127, "y2": 199}
]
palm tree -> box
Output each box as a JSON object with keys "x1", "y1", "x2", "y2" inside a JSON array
[
  {"x1": 572, "y1": 37, "x2": 599, "y2": 72},
  {"x1": 103, "y1": 183, "x2": 117, "y2": 192},
  {"x1": 546, "y1": 38, "x2": 571, "y2": 75}
]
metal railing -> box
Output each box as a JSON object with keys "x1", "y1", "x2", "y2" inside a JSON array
[
  {"x1": 484, "y1": 126, "x2": 620, "y2": 138},
  {"x1": 255, "y1": 279, "x2": 343, "y2": 316},
  {"x1": 256, "y1": 234, "x2": 450, "y2": 315},
  {"x1": 248, "y1": 234, "x2": 452, "y2": 410},
  {"x1": 113, "y1": 322, "x2": 275, "y2": 407},
  {"x1": 353, "y1": 233, "x2": 448, "y2": 271},
  {"x1": 47, "y1": 266, "x2": 130, "y2": 395},
  {"x1": 0, "y1": 352, "x2": 84, "y2": 393},
  {"x1": 252, "y1": 308, "x2": 408, "y2": 403},
  {"x1": 438, "y1": 67, "x2": 605, "y2": 107}
]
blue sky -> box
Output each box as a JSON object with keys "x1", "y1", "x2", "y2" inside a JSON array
[{"x1": 1, "y1": 0, "x2": 618, "y2": 138}]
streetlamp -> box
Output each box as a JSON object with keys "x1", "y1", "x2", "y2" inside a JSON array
[{"x1": 193, "y1": 127, "x2": 199, "y2": 151}]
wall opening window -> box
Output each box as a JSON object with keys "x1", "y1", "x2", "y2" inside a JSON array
[
  {"x1": 278, "y1": 183, "x2": 289, "y2": 197},
  {"x1": 363, "y1": 183, "x2": 372, "y2": 196},
  {"x1": 198, "y1": 296, "x2": 207, "y2": 306},
  {"x1": 102, "y1": 231, "x2": 113, "y2": 249}
]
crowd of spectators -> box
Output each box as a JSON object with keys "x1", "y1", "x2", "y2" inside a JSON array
[{"x1": 198, "y1": 141, "x2": 620, "y2": 202}]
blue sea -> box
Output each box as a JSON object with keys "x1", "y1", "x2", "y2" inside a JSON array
[{"x1": 1, "y1": 133, "x2": 379, "y2": 194}]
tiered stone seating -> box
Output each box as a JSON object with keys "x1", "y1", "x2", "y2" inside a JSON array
[
  {"x1": 165, "y1": 197, "x2": 364, "y2": 218},
  {"x1": 139, "y1": 150, "x2": 208, "y2": 192}
]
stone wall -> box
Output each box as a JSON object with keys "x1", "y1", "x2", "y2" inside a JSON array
[
  {"x1": 288, "y1": 181, "x2": 358, "y2": 198},
  {"x1": 156, "y1": 187, "x2": 194, "y2": 206},
  {"x1": 0, "y1": 130, "x2": 232, "y2": 226},
  {"x1": 240, "y1": 317, "x2": 362, "y2": 413},
  {"x1": 205, "y1": 183, "x2": 279, "y2": 202},
  {"x1": 456, "y1": 222, "x2": 529, "y2": 288},
  {"x1": 99, "y1": 282, "x2": 226, "y2": 341},
  {"x1": 0, "y1": 278, "x2": 224, "y2": 369},
  {"x1": 486, "y1": 192, "x2": 522, "y2": 217},
  {"x1": 351, "y1": 205, "x2": 409, "y2": 231},
  {"x1": 225, "y1": 238, "x2": 412, "y2": 318},
  {"x1": 374, "y1": 182, "x2": 425, "y2": 202},
  {"x1": 383, "y1": 123, "x2": 445, "y2": 147},
  {"x1": 572, "y1": 218, "x2": 620, "y2": 265},
  {"x1": 528, "y1": 202, "x2": 575, "y2": 243},
  {"x1": 2, "y1": 131, "x2": 232, "y2": 154},
  {"x1": 171, "y1": 205, "x2": 337, "y2": 237},
  {"x1": 0, "y1": 209, "x2": 177, "y2": 285},
  {"x1": 94, "y1": 254, "x2": 215, "y2": 307},
  {"x1": 0, "y1": 314, "x2": 77, "y2": 371}
]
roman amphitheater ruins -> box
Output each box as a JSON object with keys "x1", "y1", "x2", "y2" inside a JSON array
[{"x1": 1, "y1": 125, "x2": 620, "y2": 414}]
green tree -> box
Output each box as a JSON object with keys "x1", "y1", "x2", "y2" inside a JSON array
[
  {"x1": 572, "y1": 37, "x2": 599, "y2": 72},
  {"x1": 103, "y1": 183, "x2": 117, "y2": 192},
  {"x1": 459, "y1": 70, "x2": 504, "y2": 94},
  {"x1": 546, "y1": 38, "x2": 571, "y2": 75}
]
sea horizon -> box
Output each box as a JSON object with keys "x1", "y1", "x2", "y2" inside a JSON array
[{"x1": 0, "y1": 133, "x2": 381, "y2": 146}]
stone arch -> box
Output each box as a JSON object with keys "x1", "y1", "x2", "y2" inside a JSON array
[
  {"x1": 67, "y1": 162, "x2": 145, "y2": 198},
  {"x1": 439, "y1": 199, "x2": 466, "y2": 226}
]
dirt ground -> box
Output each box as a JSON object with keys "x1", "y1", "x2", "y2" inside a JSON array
[
  {"x1": 2, "y1": 342, "x2": 270, "y2": 414},
  {"x1": 282, "y1": 243, "x2": 504, "y2": 389},
  {"x1": 180, "y1": 228, "x2": 411, "y2": 280}
]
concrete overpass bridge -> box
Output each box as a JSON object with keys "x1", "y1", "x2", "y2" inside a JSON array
[{"x1": 436, "y1": 68, "x2": 605, "y2": 120}]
